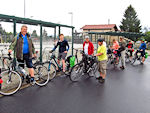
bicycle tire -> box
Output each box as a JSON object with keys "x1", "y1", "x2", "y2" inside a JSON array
[
  {"x1": 34, "y1": 65, "x2": 50, "y2": 86},
  {"x1": 131, "y1": 55, "x2": 137, "y2": 65},
  {"x1": 70, "y1": 62, "x2": 84, "y2": 82},
  {"x1": 46, "y1": 62, "x2": 56, "y2": 80},
  {"x1": 0, "y1": 70, "x2": 22, "y2": 96},
  {"x1": 88, "y1": 61, "x2": 98, "y2": 77}
]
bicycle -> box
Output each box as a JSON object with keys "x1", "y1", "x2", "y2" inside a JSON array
[
  {"x1": 0, "y1": 54, "x2": 49, "y2": 96},
  {"x1": 110, "y1": 49, "x2": 121, "y2": 68},
  {"x1": 0, "y1": 48, "x2": 11, "y2": 71},
  {"x1": 43, "y1": 48, "x2": 80, "y2": 80},
  {"x1": 125, "y1": 48, "x2": 134, "y2": 63},
  {"x1": 70, "y1": 50, "x2": 98, "y2": 82},
  {"x1": 107, "y1": 48, "x2": 113, "y2": 64},
  {"x1": 131, "y1": 50, "x2": 143, "y2": 65},
  {"x1": 125, "y1": 49, "x2": 130, "y2": 62}
]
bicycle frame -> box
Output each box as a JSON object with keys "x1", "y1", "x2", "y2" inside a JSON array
[{"x1": 48, "y1": 53, "x2": 62, "y2": 71}]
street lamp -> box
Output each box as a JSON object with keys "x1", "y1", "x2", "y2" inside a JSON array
[
  {"x1": 68, "y1": 12, "x2": 73, "y2": 26},
  {"x1": 30, "y1": 16, "x2": 34, "y2": 33},
  {"x1": 24, "y1": 0, "x2": 26, "y2": 18}
]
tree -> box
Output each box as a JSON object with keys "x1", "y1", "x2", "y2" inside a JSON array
[
  {"x1": 120, "y1": 5, "x2": 141, "y2": 33},
  {"x1": 43, "y1": 29, "x2": 47, "y2": 37},
  {"x1": 143, "y1": 31, "x2": 150, "y2": 42},
  {"x1": 31, "y1": 30, "x2": 38, "y2": 37}
]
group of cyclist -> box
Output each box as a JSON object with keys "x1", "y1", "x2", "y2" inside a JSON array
[
  {"x1": 110, "y1": 38, "x2": 147, "y2": 66},
  {"x1": 7, "y1": 25, "x2": 147, "y2": 84}
]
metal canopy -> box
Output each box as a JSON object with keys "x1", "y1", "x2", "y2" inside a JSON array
[
  {"x1": 0, "y1": 14, "x2": 74, "y2": 28},
  {"x1": 0, "y1": 13, "x2": 75, "y2": 62}
]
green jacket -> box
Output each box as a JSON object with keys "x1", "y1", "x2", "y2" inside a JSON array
[{"x1": 9, "y1": 32, "x2": 36, "y2": 60}]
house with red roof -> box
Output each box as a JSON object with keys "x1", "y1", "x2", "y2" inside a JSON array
[
  {"x1": 81, "y1": 24, "x2": 118, "y2": 32},
  {"x1": 81, "y1": 24, "x2": 120, "y2": 44}
]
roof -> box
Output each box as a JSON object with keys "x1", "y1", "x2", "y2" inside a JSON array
[
  {"x1": 0, "y1": 14, "x2": 74, "y2": 28},
  {"x1": 81, "y1": 24, "x2": 118, "y2": 30},
  {"x1": 87, "y1": 31, "x2": 145, "y2": 38}
]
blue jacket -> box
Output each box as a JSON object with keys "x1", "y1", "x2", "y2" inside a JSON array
[{"x1": 139, "y1": 43, "x2": 146, "y2": 50}]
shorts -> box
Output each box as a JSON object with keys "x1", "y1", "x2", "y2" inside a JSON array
[
  {"x1": 128, "y1": 50, "x2": 133, "y2": 57},
  {"x1": 136, "y1": 50, "x2": 145, "y2": 57},
  {"x1": 58, "y1": 52, "x2": 67, "y2": 60},
  {"x1": 98, "y1": 60, "x2": 107, "y2": 75},
  {"x1": 17, "y1": 53, "x2": 33, "y2": 68},
  {"x1": 141, "y1": 50, "x2": 145, "y2": 57}
]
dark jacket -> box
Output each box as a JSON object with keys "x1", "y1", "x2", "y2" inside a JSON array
[
  {"x1": 53, "y1": 40, "x2": 69, "y2": 53},
  {"x1": 9, "y1": 32, "x2": 35, "y2": 60}
]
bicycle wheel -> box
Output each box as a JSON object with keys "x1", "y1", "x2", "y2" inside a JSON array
[
  {"x1": 34, "y1": 65, "x2": 49, "y2": 86},
  {"x1": 64, "y1": 62, "x2": 71, "y2": 76},
  {"x1": 131, "y1": 55, "x2": 137, "y2": 65},
  {"x1": 48, "y1": 63, "x2": 56, "y2": 80},
  {"x1": 70, "y1": 62, "x2": 84, "y2": 82},
  {"x1": 44, "y1": 62, "x2": 56, "y2": 80},
  {"x1": 88, "y1": 62, "x2": 99, "y2": 77},
  {"x1": 0, "y1": 70, "x2": 22, "y2": 96}
]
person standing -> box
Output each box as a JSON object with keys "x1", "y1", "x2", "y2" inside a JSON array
[
  {"x1": 51, "y1": 34, "x2": 69, "y2": 73},
  {"x1": 96, "y1": 39, "x2": 107, "y2": 83},
  {"x1": 119, "y1": 37, "x2": 126, "y2": 69},
  {"x1": 8, "y1": 25, "x2": 36, "y2": 83},
  {"x1": 83, "y1": 36, "x2": 94, "y2": 55}
]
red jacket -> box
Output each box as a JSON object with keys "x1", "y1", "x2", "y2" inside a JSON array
[{"x1": 83, "y1": 41, "x2": 94, "y2": 55}]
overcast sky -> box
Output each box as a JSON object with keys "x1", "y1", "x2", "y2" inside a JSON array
[{"x1": 0, "y1": 0, "x2": 149, "y2": 35}]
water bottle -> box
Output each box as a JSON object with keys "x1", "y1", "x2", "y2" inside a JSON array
[{"x1": 21, "y1": 68, "x2": 26, "y2": 75}]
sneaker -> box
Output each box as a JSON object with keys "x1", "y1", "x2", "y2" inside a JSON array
[
  {"x1": 96, "y1": 76, "x2": 102, "y2": 80},
  {"x1": 30, "y1": 77, "x2": 35, "y2": 85},
  {"x1": 99, "y1": 78, "x2": 105, "y2": 83},
  {"x1": 56, "y1": 70, "x2": 60, "y2": 72},
  {"x1": 120, "y1": 66, "x2": 125, "y2": 70},
  {"x1": 140, "y1": 62, "x2": 144, "y2": 65}
]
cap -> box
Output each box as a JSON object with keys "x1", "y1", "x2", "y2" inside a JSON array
[{"x1": 85, "y1": 36, "x2": 89, "y2": 39}]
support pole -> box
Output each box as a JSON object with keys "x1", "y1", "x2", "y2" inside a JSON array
[
  {"x1": 40, "y1": 24, "x2": 43, "y2": 62},
  {"x1": 58, "y1": 26, "x2": 61, "y2": 38},
  {"x1": 72, "y1": 28, "x2": 74, "y2": 56},
  {"x1": 54, "y1": 27, "x2": 56, "y2": 40},
  {"x1": 13, "y1": 19, "x2": 16, "y2": 37}
]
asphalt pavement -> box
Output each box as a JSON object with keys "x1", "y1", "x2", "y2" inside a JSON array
[{"x1": 0, "y1": 58, "x2": 150, "y2": 113}]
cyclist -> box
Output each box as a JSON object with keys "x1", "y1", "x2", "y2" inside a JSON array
[
  {"x1": 136, "y1": 39, "x2": 146, "y2": 64},
  {"x1": 126, "y1": 41, "x2": 134, "y2": 60},
  {"x1": 119, "y1": 37, "x2": 126, "y2": 69},
  {"x1": 8, "y1": 25, "x2": 36, "y2": 83},
  {"x1": 112, "y1": 39, "x2": 120, "y2": 50},
  {"x1": 111, "y1": 39, "x2": 120, "y2": 64},
  {"x1": 83, "y1": 36, "x2": 94, "y2": 55},
  {"x1": 96, "y1": 39, "x2": 107, "y2": 83},
  {"x1": 51, "y1": 34, "x2": 69, "y2": 73}
]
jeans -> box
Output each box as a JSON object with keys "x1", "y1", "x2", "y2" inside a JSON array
[{"x1": 121, "y1": 50, "x2": 126, "y2": 67}]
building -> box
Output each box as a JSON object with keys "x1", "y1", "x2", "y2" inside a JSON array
[{"x1": 81, "y1": 24, "x2": 121, "y2": 45}]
